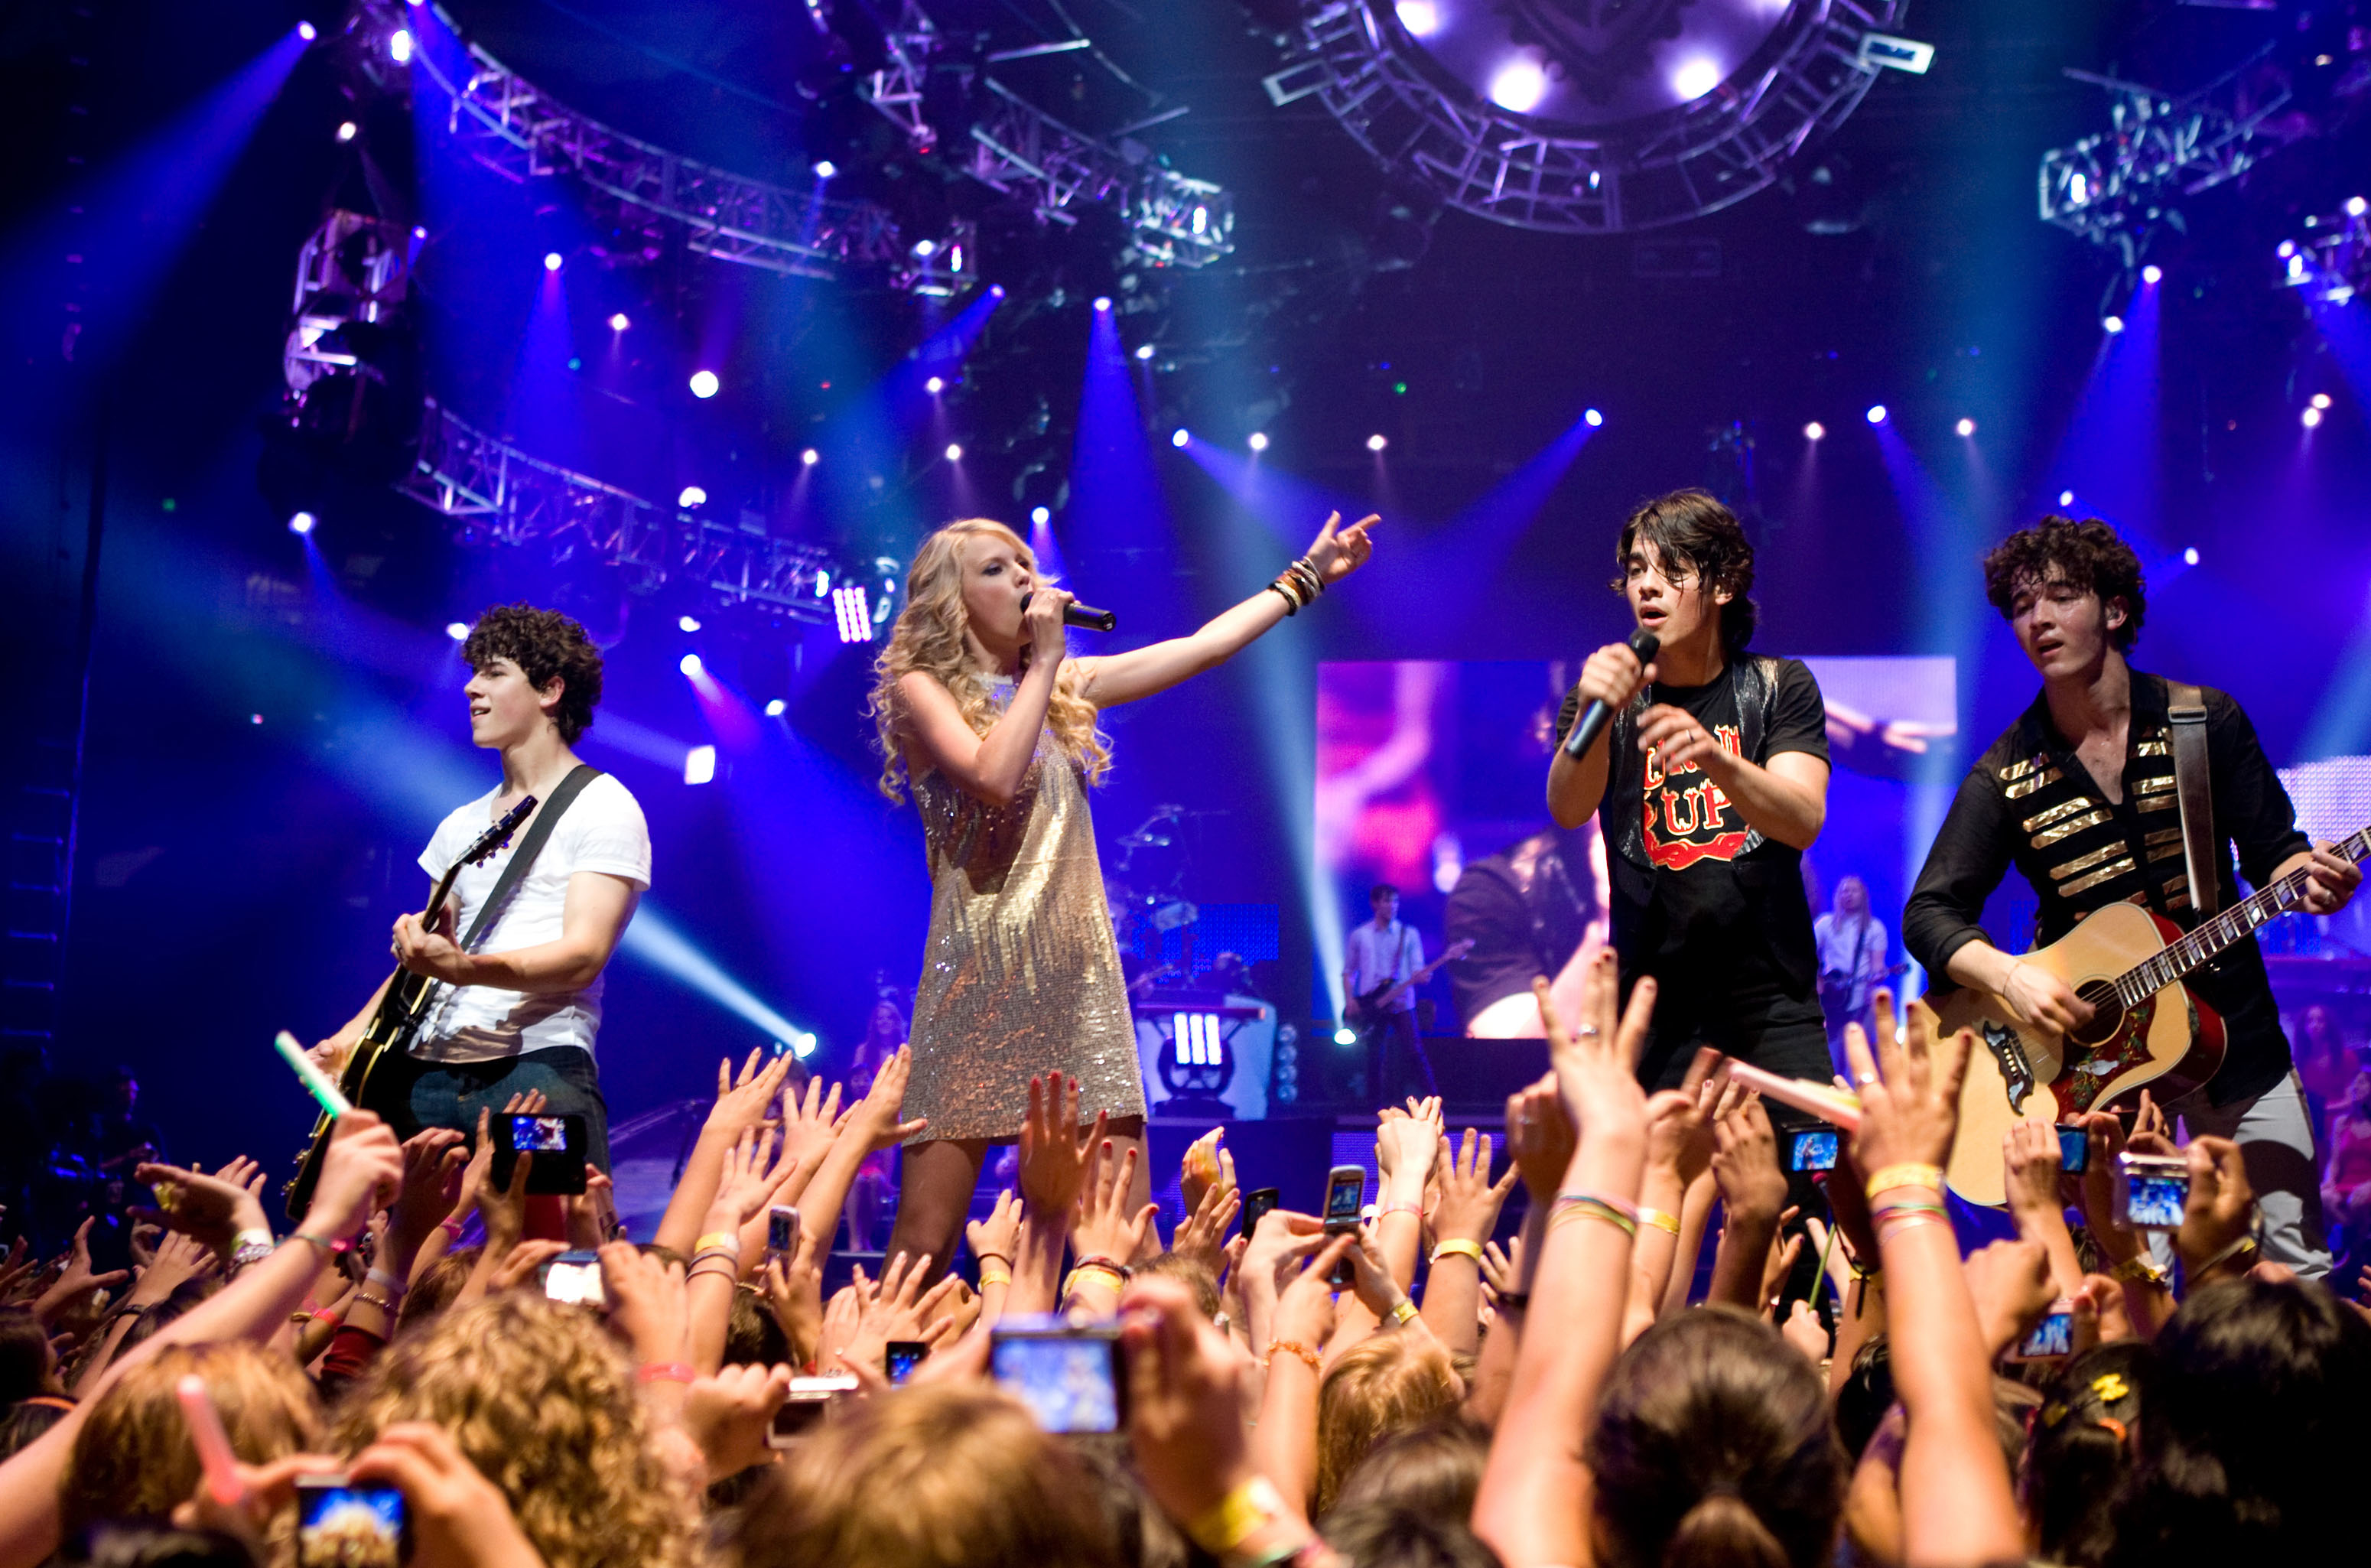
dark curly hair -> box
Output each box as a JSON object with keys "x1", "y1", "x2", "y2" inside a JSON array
[
  {"x1": 461, "y1": 603, "x2": 605, "y2": 743},
  {"x1": 1612, "y1": 490, "x2": 1759, "y2": 654},
  {"x1": 1982, "y1": 516, "x2": 2146, "y2": 650}
]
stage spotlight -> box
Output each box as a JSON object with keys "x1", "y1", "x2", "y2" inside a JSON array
[
  {"x1": 925, "y1": 376, "x2": 944, "y2": 394},
  {"x1": 2302, "y1": 406, "x2": 2324, "y2": 428},
  {"x1": 912, "y1": 238, "x2": 938, "y2": 259},
  {"x1": 1956, "y1": 417, "x2": 1977, "y2": 437},
  {"x1": 2102, "y1": 314, "x2": 2125, "y2": 333},
  {"x1": 1134, "y1": 343, "x2": 1156, "y2": 361},
  {"x1": 1031, "y1": 506, "x2": 1051, "y2": 525},
  {"x1": 336, "y1": 121, "x2": 357, "y2": 143},
  {"x1": 678, "y1": 485, "x2": 707, "y2": 508},
  {"x1": 287, "y1": 511, "x2": 317, "y2": 535},
  {"x1": 2350, "y1": 196, "x2": 2368, "y2": 218},
  {"x1": 1332, "y1": 1026, "x2": 1358, "y2": 1046},
  {"x1": 832, "y1": 584, "x2": 874, "y2": 643},
  {"x1": 1247, "y1": 431, "x2": 1270, "y2": 452},
  {"x1": 679, "y1": 653, "x2": 704, "y2": 677},
  {"x1": 1671, "y1": 57, "x2": 1723, "y2": 101},
  {"x1": 944, "y1": 442, "x2": 964, "y2": 461},
  {"x1": 1366, "y1": 433, "x2": 1387, "y2": 451},
  {"x1": 813, "y1": 159, "x2": 838, "y2": 180},
  {"x1": 1397, "y1": 0, "x2": 1441, "y2": 35},
  {"x1": 1865, "y1": 405, "x2": 1887, "y2": 425},
  {"x1": 1584, "y1": 408, "x2": 1604, "y2": 428},
  {"x1": 1803, "y1": 421, "x2": 1825, "y2": 441},
  {"x1": 1170, "y1": 428, "x2": 1190, "y2": 447},
  {"x1": 389, "y1": 28, "x2": 412, "y2": 63},
  {"x1": 542, "y1": 252, "x2": 563, "y2": 272},
  {"x1": 688, "y1": 369, "x2": 720, "y2": 399},
  {"x1": 763, "y1": 698, "x2": 786, "y2": 717},
  {"x1": 2183, "y1": 547, "x2": 2200, "y2": 566},
  {"x1": 2058, "y1": 490, "x2": 2075, "y2": 506},
  {"x1": 2141, "y1": 264, "x2": 2162, "y2": 285},
  {"x1": 800, "y1": 447, "x2": 819, "y2": 466},
  {"x1": 1092, "y1": 296, "x2": 1112, "y2": 313},
  {"x1": 683, "y1": 745, "x2": 717, "y2": 786},
  {"x1": 678, "y1": 614, "x2": 701, "y2": 633},
  {"x1": 1488, "y1": 57, "x2": 1547, "y2": 112},
  {"x1": 608, "y1": 313, "x2": 629, "y2": 331},
  {"x1": 990, "y1": 285, "x2": 1007, "y2": 298},
  {"x1": 784, "y1": 1032, "x2": 818, "y2": 1060},
  {"x1": 2312, "y1": 392, "x2": 2334, "y2": 409},
  {"x1": 444, "y1": 622, "x2": 470, "y2": 641},
  {"x1": 298, "y1": 20, "x2": 318, "y2": 41}
]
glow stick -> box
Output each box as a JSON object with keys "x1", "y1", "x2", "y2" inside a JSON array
[
  {"x1": 177, "y1": 1374, "x2": 246, "y2": 1508},
  {"x1": 274, "y1": 1030, "x2": 352, "y2": 1117},
  {"x1": 1722, "y1": 1059, "x2": 1862, "y2": 1134}
]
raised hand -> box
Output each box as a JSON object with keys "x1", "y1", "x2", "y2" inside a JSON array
[
  {"x1": 306, "y1": 1111, "x2": 408, "y2": 1243},
  {"x1": 132, "y1": 1160, "x2": 273, "y2": 1256},
  {"x1": 704, "y1": 1127, "x2": 785, "y2": 1232},
  {"x1": 600, "y1": 1240, "x2": 688, "y2": 1368},
  {"x1": 1120, "y1": 1275, "x2": 1272, "y2": 1537},
  {"x1": 1756, "y1": 1208, "x2": 1803, "y2": 1319},
  {"x1": 34, "y1": 1218, "x2": 131, "y2": 1323},
  {"x1": 2175, "y1": 1136, "x2": 2257, "y2": 1283},
  {"x1": 1240, "y1": 1208, "x2": 1329, "y2": 1306},
  {"x1": 1170, "y1": 1180, "x2": 1241, "y2": 1279},
  {"x1": 1711, "y1": 1095, "x2": 1789, "y2": 1225},
  {"x1": 1842, "y1": 991, "x2": 1972, "y2": 1179},
  {"x1": 127, "y1": 1229, "x2": 218, "y2": 1307},
  {"x1": 1270, "y1": 1235, "x2": 1351, "y2": 1355},
  {"x1": 760, "y1": 1229, "x2": 828, "y2": 1369},
  {"x1": 1505, "y1": 1074, "x2": 1576, "y2": 1209},
  {"x1": 1179, "y1": 1127, "x2": 1234, "y2": 1220},
  {"x1": 1779, "y1": 1300, "x2": 1829, "y2": 1364},
  {"x1": 1537, "y1": 955, "x2": 1654, "y2": 1150},
  {"x1": 1304, "y1": 511, "x2": 1380, "y2": 586},
  {"x1": 1644, "y1": 1049, "x2": 1722, "y2": 1190},
  {"x1": 346, "y1": 1422, "x2": 548, "y2": 1568},
  {"x1": 1960, "y1": 1238, "x2": 2054, "y2": 1359},
  {"x1": 1018, "y1": 1074, "x2": 1099, "y2": 1215},
  {"x1": 966, "y1": 1189, "x2": 1023, "y2": 1272},
  {"x1": 777, "y1": 1074, "x2": 847, "y2": 1176},
  {"x1": 681, "y1": 1362, "x2": 794, "y2": 1480},
  {"x1": 389, "y1": 1128, "x2": 470, "y2": 1258},
  {"x1": 849, "y1": 1045, "x2": 928, "y2": 1151},
  {"x1": 1071, "y1": 1140, "x2": 1156, "y2": 1268},
  {"x1": 1431, "y1": 1127, "x2": 1517, "y2": 1248},
  {"x1": 706, "y1": 1049, "x2": 795, "y2": 1141}
]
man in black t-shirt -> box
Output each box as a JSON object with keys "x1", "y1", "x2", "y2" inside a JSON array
[{"x1": 1545, "y1": 490, "x2": 1834, "y2": 1091}]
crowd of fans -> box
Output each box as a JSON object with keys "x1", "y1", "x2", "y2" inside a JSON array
[{"x1": 2, "y1": 952, "x2": 2365, "y2": 1568}]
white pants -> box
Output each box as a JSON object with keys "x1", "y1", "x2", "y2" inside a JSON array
[{"x1": 2155, "y1": 1071, "x2": 2330, "y2": 1279}]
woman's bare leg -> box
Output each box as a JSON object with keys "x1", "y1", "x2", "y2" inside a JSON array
[{"x1": 884, "y1": 1137, "x2": 990, "y2": 1285}]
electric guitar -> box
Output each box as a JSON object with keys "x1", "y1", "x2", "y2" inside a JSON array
[
  {"x1": 283, "y1": 796, "x2": 538, "y2": 1220},
  {"x1": 1942, "y1": 822, "x2": 2369, "y2": 1207},
  {"x1": 1347, "y1": 939, "x2": 1476, "y2": 1026}
]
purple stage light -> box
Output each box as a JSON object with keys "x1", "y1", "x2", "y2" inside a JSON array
[
  {"x1": 990, "y1": 285, "x2": 1007, "y2": 298},
  {"x1": 1396, "y1": 0, "x2": 1441, "y2": 37},
  {"x1": 677, "y1": 485, "x2": 707, "y2": 508},
  {"x1": 1865, "y1": 405, "x2": 1887, "y2": 425},
  {"x1": 1956, "y1": 417, "x2": 1976, "y2": 437},
  {"x1": 813, "y1": 159, "x2": 838, "y2": 180},
  {"x1": 1488, "y1": 57, "x2": 1547, "y2": 112},
  {"x1": 2058, "y1": 490, "x2": 2075, "y2": 506},
  {"x1": 912, "y1": 238, "x2": 938, "y2": 259},
  {"x1": 832, "y1": 584, "x2": 874, "y2": 643},
  {"x1": 2350, "y1": 197, "x2": 2368, "y2": 218},
  {"x1": 1583, "y1": 408, "x2": 1604, "y2": 428},
  {"x1": 288, "y1": 511, "x2": 316, "y2": 535},
  {"x1": 2102, "y1": 314, "x2": 2125, "y2": 333},
  {"x1": 1803, "y1": 421, "x2": 1825, "y2": 441},
  {"x1": 1247, "y1": 431, "x2": 1270, "y2": 452},
  {"x1": 389, "y1": 28, "x2": 412, "y2": 64},
  {"x1": 2183, "y1": 548, "x2": 2200, "y2": 566},
  {"x1": 298, "y1": 20, "x2": 317, "y2": 41},
  {"x1": 2302, "y1": 406, "x2": 2324, "y2": 428},
  {"x1": 763, "y1": 698, "x2": 787, "y2": 717},
  {"x1": 1171, "y1": 428, "x2": 1189, "y2": 447},
  {"x1": 800, "y1": 447, "x2": 819, "y2": 466},
  {"x1": 1092, "y1": 296, "x2": 1112, "y2": 312},
  {"x1": 444, "y1": 622, "x2": 470, "y2": 641},
  {"x1": 335, "y1": 121, "x2": 357, "y2": 142},
  {"x1": 1031, "y1": 506, "x2": 1051, "y2": 525},
  {"x1": 1134, "y1": 343, "x2": 1156, "y2": 361},
  {"x1": 2140, "y1": 264, "x2": 2161, "y2": 285},
  {"x1": 678, "y1": 614, "x2": 701, "y2": 633},
  {"x1": 1671, "y1": 57, "x2": 1722, "y2": 101},
  {"x1": 944, "y1": 443, "x2": 964, "y2": 461},
  {"x1": 683, "y1": 745, "x2": 717, "y2": 786},
  {"x1": 2312, "y1": 393, "x2": 2334, "y2": 409},
  {"x1": 608, "y1": 313, "x2": 629, "y2": 331},
  {"x1": 543, "y1": 252, "x2": 563, "y2": 272},
  {"x1": 925, "y1": 376, "x2": 944, "y2": 394},
  {"x1": 1366, "y1": 433, "x2": 1388, "y2": 451},
  {"x1": 688, "y1": 369, "x2": 720, "y2": 399}
]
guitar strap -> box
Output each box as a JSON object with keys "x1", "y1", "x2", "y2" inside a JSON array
[
  {"x1": 2164, "y1": 682, "x2": 2219, "y2": 919},
  {"x1": 450, "y1": 764, "x2": 603, "y2": 960}
]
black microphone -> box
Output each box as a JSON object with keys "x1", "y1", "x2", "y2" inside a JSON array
[
  {"x1": 1560, "y1": 626, "x2": 1661, "y2": 760},
  {"x1": 1019, "y1": 591, "x2": 1117, "y2": 633}
]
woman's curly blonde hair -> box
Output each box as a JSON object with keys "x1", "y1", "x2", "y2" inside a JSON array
[
  {"x1": 328, "y1": 1293, "x2": 697, "y2": 1568},
  {"x1": 63, "y1": 1342, "x2": 320, "y2": 1540},
  {"x1": 868, "y1": 518, "x2": 1110, "y2": 802}
]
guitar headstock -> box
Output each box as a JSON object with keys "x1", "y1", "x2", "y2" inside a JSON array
[
  {"x1": 1443, "y1": 939, "x2": 1478, "y2": 963},
  {"x1": 460, "y1": 795, "x2": 538, "y2": 867}
]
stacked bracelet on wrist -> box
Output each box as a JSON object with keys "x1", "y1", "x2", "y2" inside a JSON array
[
  {"x1": 1266, "y1": 557, "x2": 1327, "y2": 616},
  {"x1": 1634, "y1": 1205, "x2": 1683, "y2": 1237},
  {"x1": 1264, "y1": 1339, "x2": 1322, "y2": 1373},
  {"x1": 1550, "y1": 1189, "x2": 1640, "y2": 1238}
]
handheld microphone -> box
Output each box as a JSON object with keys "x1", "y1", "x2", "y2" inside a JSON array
[
  {"x1": 1019, "y1": 591, "x2": 1117, "y2": 633},
  {"x1": 1560, "y1": 626, "x2": 1661, "y2": 760}
]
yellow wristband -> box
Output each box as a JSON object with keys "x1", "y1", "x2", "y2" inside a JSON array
[
  {"x1": 1635, "y1": 1206, "x2": 1683, "y2": 1236},
  {"x1": 1429, "y1": 1238, "x2": 1485, "y2": 1265},
  {"x1": 978, "y1": 1265, "x2": 1013, "y2": 1289},
  {"x1": 1185, "y1": 1476, "x2": 1290, "y2": 1556},
  {"x1": 693, "y1": 1231, "x2": 743, "y2": 1257},
  {"x1": 1862, "y1": 1163, "x2": 1945, "y2": 1200},
  {"x1": 1388, "y1": 1298, "x2": 1420, "y2": 1327}
]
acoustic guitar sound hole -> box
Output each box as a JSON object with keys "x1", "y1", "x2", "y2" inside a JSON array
[{"x1": 2066, "y1": 981, "x2": 2124, "y2": 1050}]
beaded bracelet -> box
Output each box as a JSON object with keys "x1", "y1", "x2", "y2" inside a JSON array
[
  {"x1": 353, "y1": 1289, "x2": 398, "y2": 1315},
  {"x1": 1264, "y1": 1339, "x2": 1322, "y2": 1373}
]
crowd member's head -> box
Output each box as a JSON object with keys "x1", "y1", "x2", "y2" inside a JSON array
[
  {"x1": 870, "y1": 519, "x2": 1110, "y2": 801},
  {"x1": 724, "y1": 1284, "x2": 791, "y2": 1366},
  {"x1": 61, "y1": 1343, "x2": 318, "y2": 1537},
  {"x1": 1069, "y1": 1436, "x2": 1189, "y2": 1568},
  {"x1": 1331, "y1": 1415, "x2": 1488, "y2": 1523},
  {"x1": 1830, "y1": 1333, "x2": 1893, "y2": 1461},
  {"x1": 392, "y1": 1245, "x2": 479, "y2": 1335},
  {"x1": 0, "y1": 1397, "x2": 70, "y2": 1461},
  {"x1": 1315, "y1": 1332, "x2": 1465, "y2": 1518},
  {"x1": 727, "y1": 1384, "x2": 1116, "y2": 1568},
  {"x1": 2107, "y1": 1277, "x2": 2371, "y2": 1568},
  {"x1": 1982, "y1": 516, "x2": 2146, "y2": 675},
  {"x1": 1130, "y1": 1253, "x2": 1220, "y2": 1320},
  {"x1": 59, "y1": 1523, "x2": 257, "y2": 1568},
  {"x1": 0, "y1": 1306, "x2": 57, "y2": 1403},
  {"x1": 460, "y1": 603, "x2": 606, "y2": 746},
  {"x1": 1611, "y1": 490, "x2": 1758, "y2": 656},
  {"x1": 1586, "y1": 1307, "x2": 1848, "y2": 1568},
  {"x1": 331, "y1": 1293, "x2": 697, "y2": 1568},
  {"x1": 1321, "y1": 1503, "x2": 1499, "y2": 1568},
  {"x1": 2024, "y1": 1343, "x2": 2146, "y2": 1568}
]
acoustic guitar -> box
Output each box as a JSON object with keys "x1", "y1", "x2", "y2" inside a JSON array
[
  {"x1": 283, "y1": 795, "x2": 538, "y2": 1220},
  {"x1": 1942, "y1": 822, "x2": 2369, "y2": 1207}
]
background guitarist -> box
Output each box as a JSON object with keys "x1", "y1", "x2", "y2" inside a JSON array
[
  {"x1": 1904, "y1": 516, "x2": 2360, "y2": 1274},
  {"x1": 311, "y1": 603, "x2": 651, "y2": 1173},
  {"x1": 1343, "y1": 883, "x2": 1430, "y2": 1099}
]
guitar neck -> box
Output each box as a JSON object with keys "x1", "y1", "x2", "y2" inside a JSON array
[{"x1": 2118, "y1": 823, "x2": 2371, "y2": 1005}]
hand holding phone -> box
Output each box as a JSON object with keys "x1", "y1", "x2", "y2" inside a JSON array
[
  {"x1": 295, "y1": 1476, "x2": 408, "y2": 1568},
  {"x1": 885, "y1": 1340, "x2": 929, "y2": 1385},
  {"x1": 768, "y1": 1205, "x2": 800, "y2": 1261},
  {"x1": 496, "y1": 1114, "x2": 588, "y2": 1195},
  {"x1": 2012, "y1": 1300, "x2": 2075, "y2": 1361},
  {"x1": 2055, "y1": 1125, "x2": 2090, "y2": 1175},
  {"x1": 542, "y1": 1249, "x2": 603, "y2": 1305},
  {"x1": 990, "y1": 1320, "x2": 1125, "y2": 1433},
  {"x1": 1241, "y1": 1186, "x2": 1282, "y2": 1239},
  {"x1": 1321, "y1": 1166, "x2": 1365, "y2": 1287},
  {"x1": 767, "y1": 1374, "x2": 859, "y2": 1446},
  {"x1": 2112, "y1": 1152, "x2": 2190, "y2": 1230},
  {"x1": 1787, "y1": 1129, "x2": 1840, "y2": 1173}
]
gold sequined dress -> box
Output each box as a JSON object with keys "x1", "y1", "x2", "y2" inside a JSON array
[{"x1": 901, "y1": 695, "x2": 1145, "y2": 1143}]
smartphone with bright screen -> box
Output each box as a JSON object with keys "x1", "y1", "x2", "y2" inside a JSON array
[
  {"x1": 768, "y1": 1205, "x2": 798, "y2": 1257},
  {"x1": 1241, "y1": 1186, "x2": 1281, "y2": 1238},
  {"x1": 1322, "y1": 1166, "x2": 1365, "y2": 1233},
  {"x1": 767, "y1": 1375, "x2": 857, "y2": 1446},
  {"x1": 2015, "y1": 1307, "x2": 2075, "y2": 1360},
  {"x1": 1788, "y1": 1130, "x2": 1839, "y2": 1173},
  {"x1": 496, "y1": 1113, "x2": 587, "y2": 1195},
  {"x1": 512, "y1": 1115, "x2": 570, "y2": 1152},
  {"x1": 295, "y1": 1479, "x2": 407, "y2": 1568},
  {"x1": 542, "y1": 1251, "x2": 603, "y2": 1306},
  {"x1": 990, "y1": 1329, "x2": 1123, "y2": 1434},
  {"x1": 2115, "y1": 1153, "x2": 2190, "y2": 1229},
  {"x1": 2056, "y1": 1125, "x2": 2090, "y2": 1174}
]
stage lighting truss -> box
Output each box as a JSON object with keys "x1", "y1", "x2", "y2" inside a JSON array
[
  {"x1": 2279, "y1": 205, "x2": 2371, "y2": 305},
  {"x1": 358, "y1": 1, "x2": 964, "y2": 293},
  {"x1": 1262, "y1": 0, "x2": 1906, "y2": 235},
  {"x1": 861, "y1": 2, "x2": 1234, "y2": 268},
  {"x1": 2039, "y1": 45, "x2": 2303, "y2": 262},
  {"x1": 398, "y1": 400, "x2": 854, "y2": 620},
  {"x1": 285, "y1": 209, "x2": 412, "y2": 398}
]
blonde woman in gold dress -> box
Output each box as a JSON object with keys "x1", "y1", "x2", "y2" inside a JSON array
[{"x1": 870, "y1": 510, "x2": 1379, "y2": 1276}]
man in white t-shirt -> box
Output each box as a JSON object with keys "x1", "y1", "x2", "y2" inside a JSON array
[
  {"x1": 313, "y1": 603, "x2": 650, "y2": 1169},
  {"x1": 1342, "y1": 883, "x2": 1429, "y2": 1100}
]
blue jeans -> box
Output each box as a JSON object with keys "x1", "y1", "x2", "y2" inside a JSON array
[{"x1": 374, "y1": 1047, "x2": 612, "y2": 1173}]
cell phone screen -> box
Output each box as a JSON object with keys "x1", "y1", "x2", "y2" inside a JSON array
[
  {"x1": 542, "y1": 1251, "x2": 603, "y2": 1306},
  {"x1": 1241, "y1": 1187, "x2": 1281, "y2": 1237},
  {"x1": 2056, "y1": 1125, "x2": 2090, "y2": 1174},
  {"x1": 296, "y1": 1482, "x2": 406, "y2": 1568},
  {"x1": 886, "y1": 1341, "x2": 929, "y2": 1385},
  {"x1": 768, "y1": 1206, "x2": 798, "y2": 1254},
  {"x1": 512, "y1": 1114, "x2": 571, "y2": 1153},
  {"x1": 1323, "y1": 1173, "x2": 1364, "y2": 1230},
  {"x1": 991, "y1": 1333, "x2": 1122, "y2": 1434},
  {"x1": 497, "y1": 1113, "x2": 587, "y2": 1195},
  {"x1": 2017, "y1": 1309, "x2": 2074, "y2": 1359},
  {"x1": 2125, "y1": 1173, "x2": 2187, "y2": 1228},
  {"x1": 1789, "y1": 1130, "x2": 1839, "y2": 1173}
]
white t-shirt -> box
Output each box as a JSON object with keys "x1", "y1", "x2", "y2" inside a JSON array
[{"x1": 411, "y1": 773, "x2": 651, "y2": 1063}]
